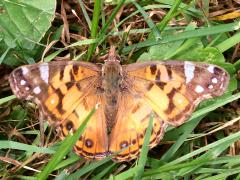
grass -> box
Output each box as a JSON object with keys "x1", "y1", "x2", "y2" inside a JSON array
[{"x1": 0, "y1": 0, "x2": 239, "y2": 179}]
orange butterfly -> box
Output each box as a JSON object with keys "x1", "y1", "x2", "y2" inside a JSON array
[{"x1": 9, "y1": 46, "x2": 229, "y2": 161}]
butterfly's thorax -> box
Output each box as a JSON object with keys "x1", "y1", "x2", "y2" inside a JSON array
[
  {"x1": 102, "y1": 62, "x2": 122, "y2": 96},
  {"x1": 102, "y1": 61, "x2": 123, "y2": 132}
]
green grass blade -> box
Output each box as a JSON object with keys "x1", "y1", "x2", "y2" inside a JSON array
[
  {"x1": 77, "y1": 0, "x2": 92, "y2": 30},
  {"x1": 114, "y1": 167, "x2": 138, "y2": 180},
  {"x1": 144, "y1": 130, "x2": 240, "y2": 176},
  {"x1": 37, "y1": 107, "x2": 97, "y2": 179},
  {"x1": 189, "y1": 92, "x2": 240, "y2": 121},
  {"x1": 175, "y1": 135, "x2": 239, "y2": 176},
  {"x1": 54, "y1": 154, "x2": 81, "y2": 171},
  {"x1": 203, "y1": 168, "x2": 240, "y2": 180},
  {"x1": 108, "y1": 4, "x2": 175, "y2": 37},
  {"x1": 0, "y1": 46, "x2": 11, "y2": 64},
  {"x1": 134, "y1": 113, "x2": 154, "y2": 179},
  {"x1": 157, "y1": 0, "x2": 182, "y2": 31},
  {"x1": 156, "y1": 0, "x2": 203, "y2": 18},
  {"x1": 132, "y1": 1, "x2": 161, "y2": 39},
  {"x1": 92, "y1": 163, "x2": 116, "y2": 180},
  {"x1": 86, "y1": 0, "x2": 102, "y2": 61},
  {"x1": 234, "y1": 59, "x2": 240, "y2": 70},
  {"x1": 0, "y1": 95, "x2": 16, "y2": 105},
  {"x1": 67, "y1": 157, "x2": 112, "y2": 179},
  {"x1": 98, "y1": 0, "x2": 126, "y2": 39},
  {"x1": 145, "y1": 158, "x2": 210, "y2": 176},
  {"x1": 88, "y1": 0, "x2": 126, "y2": 59},
  {"x1": 165, "y1": 37, "x2": 199, "y2": 59},
  {"x1": 166, "y1": 131, "x2": 240, "y2": 167},
  {"x1": 43, "y1": 49, "x2": 65, "y2": 62},
  {"x1": 216, "y1": 31, "x2": 240, "y2": 53},
  {"x1": 122, "y1": 20, "x2": 240, "y2": 53},
  {"x1": 12, "y1": 176, "x2": 37, "y2": 180},
  {"x1": 67, "y1": 38, "x2": 97, "y2": 48},
  {"x1": 160, "y1": 115, "x2": 203, "y2": 162},
  {"x1": 43, "y1": 38, "x2": 97, "y2": 62},
  {"x1": 0, "y1": 140, "x2": 55, "y2": 154}
]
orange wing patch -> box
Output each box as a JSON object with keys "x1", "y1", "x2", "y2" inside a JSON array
[
  {"x1": 50, "y1": 63, "x2": 98, "y2": 89},
  {"x1": 109, "y1": 95, "x2": 167, "y2": 162},
  {"x1": 41, "y1": 63, "x2": 100, "y2": 124}
]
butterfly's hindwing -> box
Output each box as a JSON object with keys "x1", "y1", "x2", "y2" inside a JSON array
[
  {"x1": 109, "y1": 94, "x2": 167, "y2": 161},
  {"x1": 60, "y1": 94, "x2": 109, "y2": 160}
]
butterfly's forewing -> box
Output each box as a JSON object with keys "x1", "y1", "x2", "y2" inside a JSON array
[
  {"x1": 9, "y1": 61, "x2": 109, "y2": 159},
  {"x1": 9, "y1": 61, "x2": 99, "y2": 123},
  {"x1": 109, "y1": 94, "x2": 167, "y2": 161},
  {"x1": 124, "y1": 61, "x2": 230, "y2": 126}
]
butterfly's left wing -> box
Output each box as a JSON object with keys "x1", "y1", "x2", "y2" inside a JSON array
[
  {"x1": 123, "y1": 60, "x2": 230, "y2": 126},
  {"x1": 9, "y1": 61, "x2": 109, "y2": 160}
]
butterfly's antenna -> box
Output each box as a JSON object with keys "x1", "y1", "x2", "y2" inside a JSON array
[{"x1": 105, "y1": 45, "x2": 120, "y2": 63}]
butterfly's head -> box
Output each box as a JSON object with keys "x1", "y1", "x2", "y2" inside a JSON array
[{"x1": 104, "y1": 45, "x2": 121, "y2": 63}]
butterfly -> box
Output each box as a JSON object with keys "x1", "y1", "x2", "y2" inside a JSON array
[{"x1": 8, "y1": 46, "x2": 229, "y2": 162}]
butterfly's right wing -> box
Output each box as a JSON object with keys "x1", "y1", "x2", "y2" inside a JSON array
[
  {"x1": 108, "y1": 60, "x2": 229, "y2": 162},
  {"x1": 124, "y1": 60, "x2": 230, "y2": 126}
]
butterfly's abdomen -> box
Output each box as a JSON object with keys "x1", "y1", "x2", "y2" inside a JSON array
[{"x1": 101, "y1": 62, "x2": 123, "y2": 131}]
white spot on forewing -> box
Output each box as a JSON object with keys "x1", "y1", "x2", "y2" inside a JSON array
[
  {"x1": 195, "y1": 85, "x2": 204, "y2": 93},
  {"x1": 207, "y1": 65, "x2": 215, "y2": 73},
  {"x1": 177, "y1": 98, "x2": 183, "y2": 104},
  {"x1": 50, "y1": 99, "x2": 55, "y2": 104},
  {"x1": 220, "y1": 83, "x2": 224, "y2": 89},
  {"x1": 21, "y1": 67, "x2": 29, "y2": 75},
  {"x1": 39, "y1": 63, "x2": 49, "y2": 84},
  {"x1": 208, "y1": 85, "x2": 213, "y2": 89},
  {"x1": 211, "y1": 78, "x2": 218, "y2": 84},
  {"x1": 221, "y1": 76, "x2": 225, "y2": 81},
  {"x1": 33, "y1": 86, "x2": 41, "y2": 94},
  {"x1": 95, "y1": 103, "x2": 101, "y2": 109},
  {"x1": 20, "y1": 80, "x2": 26, "y2": 85},
  {"x1": 25, "y1": 87, "x2": 30, "y2": 91},
  {"x1": 184, "y1": 62, "x2": 195, "y2": 84}
]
